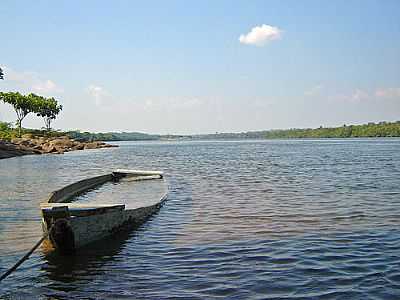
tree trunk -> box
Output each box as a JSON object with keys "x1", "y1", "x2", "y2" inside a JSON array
[
  {"x1": 17, "y1": 119, "x2": 22, "y2": 138},
  {"x1": 45, "y1": 117, "x2": 51, "y2": 132}
]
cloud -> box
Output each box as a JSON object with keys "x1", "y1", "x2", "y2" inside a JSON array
[
  {"x1": 32, "y1": 79, "x2": 60, "y2": 93},
  {"x1": 86, "y1": 84, "x2": 111, "y2": 106},
  {"x1": 350, "y1": 89, "x2": 369, "y2": 103},
  {"x1": 327, "y1": 87, "x2": 400, "y2": 103},
  {"x1": 2, "y1": 66, "x2": 63, "y2": 94},
  {"x1": 375, "y1": 87, "x2": 400, "y2": 99},
  {"x1": 305, "y1": 85, "x2": 324, "y2": 96},
  {"x1": 343, "y1": 87, "x2": 400, "y2": 103},
  {"x1": 239, "y1": 24, "x2": 282, "y2": 46},
  {"x1": 325, "y1": 88, "x2": 370, "y2": 104}
]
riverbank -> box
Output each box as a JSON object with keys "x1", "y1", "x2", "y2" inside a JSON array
[
  {"x1": 0, "y1": 135, "x2": 117, "y2": 159},
  {"x1": 65, "y1": 121, "x2": 400, "y2": 141},
  {"x1": 0, "y1": 140, "x2": 38, "y2": 159}
]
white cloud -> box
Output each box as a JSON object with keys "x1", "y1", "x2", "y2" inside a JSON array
[
  {"x1": 333, "y1": 87, "x2": 400, "y2": 102},
  {"x1": 350, "y1": 89, "x2": 369, "y2": 103},
  {"x1": 375, "y1": 87, "x2": 400, "y2": 99},
  {"x1": 327, "y1": 87, "x2": 400, "y2": 103},
  {"x1": 32, "y1": 79, "x2": 60, "y2": 93},
  {"x1": 305, "y1": 85, "x2": 324, "y2": 96},
  {"x1": 2, "y1": 66, "x2": 63, "y2": 94},
  {"x1": 86, "y1": 84, "x2": 111, "y2": 106},
  {"x1": 239, "y1": 24, "x2": 282, "y2": 46},
  {"x1": 325, "y1": 89, "x2": 370, "y2": 104}
]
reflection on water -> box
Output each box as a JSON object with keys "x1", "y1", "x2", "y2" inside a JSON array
[
  {"x1": 1, "y1": 139, "x2": 400, "y2": 299},
  {"x1": 42, "y1": 229, "x2": 133, "y2": 282}
]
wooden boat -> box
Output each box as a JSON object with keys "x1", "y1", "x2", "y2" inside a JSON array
[{"x1": 40, "y1": 169, "x2": 167, "y2": 254}]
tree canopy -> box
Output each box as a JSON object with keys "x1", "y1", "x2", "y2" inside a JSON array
[
  {"x1": 0, "y1": 92, "x2": 62, "y2": 136},
  {"x1": 35, "y1": 96, "x2": 63, "y2": 131},
  {"x1": 0, "y1": 92, "x2": 35, "y2": 137}
]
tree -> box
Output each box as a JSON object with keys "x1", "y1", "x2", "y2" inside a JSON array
[
  {"x1": 0, "y1": 92, "x2": 38, "y2": 137},
  {"x1": 35, "y1": 96, "x2": 63, "y2": 131},
  {"x1": 0, "y1": 67, "x2": 3, "y2": 80}
]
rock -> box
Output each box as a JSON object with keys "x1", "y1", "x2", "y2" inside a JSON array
[
  {"x1": 83, "y1": 142, "x2": 100, "y2": 150},
  {"x1": 41, "y1": 143, "x2": 60, "y2": 153},
  {"x1": 57, "y1": 136, "x2": 70, "y2": 140},
  {"x1": 11, "y1": 138, "x2": 23, "y2": 144},
  {"x1": 1, "y1": 135, "x2": 117, "y2": 159},
  {"x1": 103, "y1": 144, "x2": 117, "y2": 148},
  {"x1": 0, "y1": 140, "x2": 38, "y2": 159},
  {"x1": 72, "y1": 144, "x2": 85, "y2": 150},
  {"x1": 48, "y1": 138, "x2": 74, "y2": 148},
  {"x1": 48, "y1": 146, "x2": 58, "y2": 153}
]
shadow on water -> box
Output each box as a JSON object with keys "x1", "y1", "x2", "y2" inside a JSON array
[{"x1": 39, "y1": 213, "x2": 157, "y2": 287}]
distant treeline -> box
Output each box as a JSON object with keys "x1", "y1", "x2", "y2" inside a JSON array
[
  {"x1": 263, "y1": 121, "x2": 400, "y2": 139},
  {"x1": 66, "y1": 130, "x2": 160, "y2": 142},
  {"x1": 2, "y1": 121, "x2": 400, "y2": 142},
  {"x1": 191, "y1": 121, "x2": 400, "y2": 140},
  {"x1": 77, "y1": 121, "x2": 400, "y2": 141}
]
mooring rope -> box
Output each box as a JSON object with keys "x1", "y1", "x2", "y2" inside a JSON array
[{"x1": 0, "y1": 232, "x2": 49, "y2": 283}]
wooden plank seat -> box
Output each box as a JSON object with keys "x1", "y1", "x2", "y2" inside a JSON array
[{"x1": 41, "y1": 203, "x2": 125, "y2": 217}]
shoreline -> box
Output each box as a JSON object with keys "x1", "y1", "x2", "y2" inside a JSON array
[
  {"x1": 0, "y1": 140, "x2": 38, "y2": 159},
  {"x1": 2, "y1": 136, "x2": 398, "y2": 160},
  {"x1": 0, "y1": 136, "x2": 118, "y2": 160}
]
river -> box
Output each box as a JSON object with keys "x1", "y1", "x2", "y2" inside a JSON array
[{"x1": 0, "y1": 139, "x2": 399, "y2": 299}]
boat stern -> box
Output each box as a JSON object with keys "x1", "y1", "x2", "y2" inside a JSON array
[{"x1": 41, "y1": 206, "x2": 76, "y2": 254}]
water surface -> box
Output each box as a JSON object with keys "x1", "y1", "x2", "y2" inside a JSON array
[{"x1": 0, "y1": 139, "x2": 399, "y2": 299}]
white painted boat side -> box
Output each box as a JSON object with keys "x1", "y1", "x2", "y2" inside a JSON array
[
  {"x1": 40, "y1": 170, "x2": 167, "y2": 252},
  {"x1": 114, "y1": 169, "x2": 164, "y2": 176},
  {"x1": 68, "y1": 192, "x2": 167, "y2": 249}
]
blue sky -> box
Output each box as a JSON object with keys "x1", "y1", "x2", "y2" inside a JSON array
[{"x1": 1, "y1": 0, "x2": 399, "y2": 134}]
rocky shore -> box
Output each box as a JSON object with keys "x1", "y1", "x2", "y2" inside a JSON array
[{"x1": 0, "y1": 135, "x2": 117, "y2": 159}]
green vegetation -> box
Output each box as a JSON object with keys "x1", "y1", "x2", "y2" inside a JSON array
[
  {"x1": 190, "y1": 121, "x2": 400, "y2": 140},
  {"x1": 66, "y1": 131, "x2": 159, "y2": 142},
  {"x1": 0, "y1": 92, "x2": 34, "y2": 137},
  {"x1": 0, "y1": 92, "x2": 62, "y2": 137},
  {"x1": 35, "y1": 96, "x2": 63, "y2": 131},
  {"x1": 0, "y1": 121, "x2": 13, "y2": 140},
  {"x1": 66, "y1": 121, "x2": 400, "y2": 141},
  {"x1": 0, "y1": 121, "x2": 65, "y2": 141},
  {"x1": 262, "y1": 122, "x2": 400, "y2": 138},
  {"x1": 3, "y1": 120, "x2": 398, "y2": 143},
  {"x1": 0, "y1": 122, "x2": 158, "y2": 142}
]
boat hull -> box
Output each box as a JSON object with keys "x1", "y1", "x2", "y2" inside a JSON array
[
  {"x1": 45, "y1": 196, "x2": 166, "y2": 254},
  {"x1": 41, "y1": 170, "x2": 167, "y2": 254}
]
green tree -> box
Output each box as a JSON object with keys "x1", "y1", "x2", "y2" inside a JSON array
[
  {"x1": 0, "y1": 121, "x2": 12, "y2": 131},
  {"x1": 0, "y1": 92, "x2": 39, "y2": 137},
  {"x1": 35, "y1": 96, "x2": 63, "y2": 131}
]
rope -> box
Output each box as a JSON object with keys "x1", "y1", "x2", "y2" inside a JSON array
[{"x1": 0, "y1": 232, "x2": 49, "y2": 283}]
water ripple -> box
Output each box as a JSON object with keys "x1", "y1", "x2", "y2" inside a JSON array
[{"x1": 0, "y1": 139, "x2": 400, "y2": 299}]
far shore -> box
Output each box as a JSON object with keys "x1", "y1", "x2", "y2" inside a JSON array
[{"x1": 1, "y1": 120, "x2": 399, "y2": 160}]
